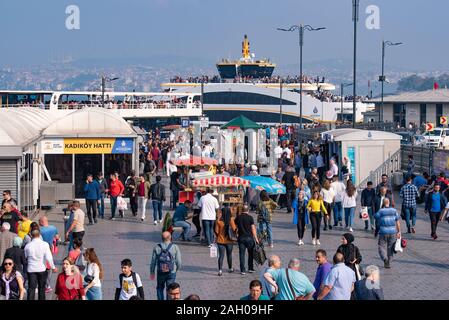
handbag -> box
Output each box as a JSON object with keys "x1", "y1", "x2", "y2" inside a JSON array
[
  {"x1": 285, "y1": 269, "x2": 306, "y2": 300},
  {"x1": 84, "y1": 272, "x2": 94, "y2": 284},
  {"x1": 360, "y1": 207, "x2": 369, "y2": 221}
]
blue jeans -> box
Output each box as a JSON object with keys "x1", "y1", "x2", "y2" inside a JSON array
[
  {"x1": 110, "y1": 196, "x2": 118, "y2": 218},
  {"x1": 157, "y1": 272, "x2": 176, "y2": 300},
  {"x1": 258, "y1": 221, "x2": 273, "y2": 245},
  {"x1": 152, "y1": 200, "x2": 163, "y2": 222},
  {"x1": 404, "y1": 206, "x2": 417, "y2": 229},
  {"x1": 344, "y1": 207, "x2": 356, "y2": 227},
  {"x1": 333, "y1": 202, "x2": 343, "y2": 224},
  {"x1": 202, "y1": 220, "x2": 215, "y2": 245},
  {"x1": 173, "y1": 221, "x2": 191, "y2": 240},
  {"x1": 98, "y1": 195, "x2": 105, "y2": 217},
  {"x1": 86, "y1": 286, "x2": 103, "y2": 300}
]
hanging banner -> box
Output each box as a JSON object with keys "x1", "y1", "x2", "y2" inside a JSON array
[
  {"x1": 347, "y1": 147, "x2": 356, "y2": 184},
  {"x1": 41, "y1": 138, "x2": 134, "y2": 154}
]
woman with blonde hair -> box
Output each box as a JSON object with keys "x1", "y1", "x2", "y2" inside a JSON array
[
  {"x1": 83, "y1": 248, "x2": 104, "y2": 300},
  {"x1": 306, "y1": 191, "x2": 327, "y2": 246},
  {"x1": 54, "y1": 257, "x2": 85, "y2": 300}
]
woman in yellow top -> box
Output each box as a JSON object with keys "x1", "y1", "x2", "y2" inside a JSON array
[
  {"x1": 306, "y1": 191, "x2": 327, "y2": 246},
  {"x1": 17, "y1": 212, "x2": 32, "y2": 240}
]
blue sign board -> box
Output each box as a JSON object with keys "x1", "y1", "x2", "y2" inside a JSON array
[
  {"x1": 347, "y1": 147, "x2": 356, "y2": 184},
  {"x1": 112, "y1": 138, "x2": 134, "y2": 154},
  {"x1": 181, "y1": 118, "x2": 190, "y2": 128}
]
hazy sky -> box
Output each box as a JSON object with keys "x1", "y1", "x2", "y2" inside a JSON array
[{"x1": 1, "y1": 0, "x2": 448, "y2": 70}]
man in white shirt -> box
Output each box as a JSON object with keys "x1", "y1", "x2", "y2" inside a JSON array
[
  {"x1": 66, "y1": 200, "x2": 85, "y2": 248},
  {"x1": 282, "y1": 146, "x2": 292, "y2": 159},
  {"x1": 330, "y1": 176, "x2": 346, "y2": 227},
  {"x1": 329, "y1": 159, "x2": 339, "y2": 177},
  {"x1": 274, "y1": 144, "x2": 283, "y2": 159},
  {"x1": 316, "y1": 152, "x2": 325, "y2": 181},
  {"x1": 198, "y1": 188, "x2": 219, "y2": 247},
  {"x1": 24, "y1": 228, "x2": 57, "y2": 300}
]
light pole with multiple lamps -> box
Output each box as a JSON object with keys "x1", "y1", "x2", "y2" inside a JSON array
[
  {"x1": 380, "y1": 40, "x2": 402, "y2": 122},
  {"x1": 101, "y1": 76, "x2": 119, "y2": 108},
  {"x1": 277, "y1": 24, "x2": 325, "y2": 129},
  {"x1": 352, "y1": 0, "x2": 359, "y2": 128}
]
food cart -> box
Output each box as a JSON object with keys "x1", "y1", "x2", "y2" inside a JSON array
[
  {"x1": 192, "y1": 175, "x2": 250, "y2": 215},
  {"x1": 172, "y1": 156, "x2": 218, "y2": 203}
]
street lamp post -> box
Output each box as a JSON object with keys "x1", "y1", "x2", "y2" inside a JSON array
[
  {"x1": 380, "y1": 40, "x2": 402, "y2": 122},
  {"x1": 101, "y1": 76, "x2": 119, "y2": 108},
  {"x1": 340, "y1": 83, "x2": 353, "y2": 123},
  {"x1": 352, "y1": 0, "x2": 359, "y2": 128},
  {"x1": 277, "y1": 24, "x2": 325, "y2": 129}
]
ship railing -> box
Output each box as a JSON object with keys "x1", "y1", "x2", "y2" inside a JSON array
[{"x1": 1, "y1": 103, "x2": 51, "y2": 110}]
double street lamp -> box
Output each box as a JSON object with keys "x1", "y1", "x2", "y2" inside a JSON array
[
  {"x1": 380, "y1": 40, "x2": 402, "y2": 122},
  {"x1": 101, "y1": 76, "x2": 119, "y2": 108},
  {"x1": 277, "y1": 24, "x2": 325, "y2": 129}
]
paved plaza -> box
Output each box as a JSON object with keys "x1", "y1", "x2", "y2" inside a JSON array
[{"x1": 41, "y1": 187, "x2": 449, "y2": 301}]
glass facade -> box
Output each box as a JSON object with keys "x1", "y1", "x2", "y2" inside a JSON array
[
  {"x1": 420, "y1": 104, "x2": 427, "y2": 125},
  {"x1": 436, "y1": 104, "x2": 443, "y2": 125},
  {"x1": 393, "y1": 103, "x2": 406, "y2": 128},
  {"x1": 44, "y1": 154, "x2": 73, "y2": 183},
  {"x1": 203, "y1": 92, "x2": 295, "y2": 105}
]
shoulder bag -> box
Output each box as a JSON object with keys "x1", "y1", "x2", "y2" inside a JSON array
[{"x1": 285, "y1": 269, "x2": 306, "y2": 300}]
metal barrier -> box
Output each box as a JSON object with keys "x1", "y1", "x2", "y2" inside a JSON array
[
  {"x1": 400, "y1": 145, "x2": 433, "y2": 175},
  {"x1": 357, "y1": 149, "x2": 402, "y2": 190}
]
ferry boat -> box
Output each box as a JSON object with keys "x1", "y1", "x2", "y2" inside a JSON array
[{"x1": 162, "y1": 35, "x2": 373, "y2": 124}]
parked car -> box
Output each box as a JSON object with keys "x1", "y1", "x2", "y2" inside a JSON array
[
  {"x1": 396, "y1": 131, "x2": 414, "y2": 146},
  {"x1": 423, "y1": 127, "x2": 449, "y2": 149}
]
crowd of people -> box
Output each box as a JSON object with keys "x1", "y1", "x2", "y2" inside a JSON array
[{"x1": 0, "y1": 123, "x2": 448, "y2": 301}]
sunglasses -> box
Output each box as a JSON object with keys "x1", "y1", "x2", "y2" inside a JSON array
[{"x1": 3, "y1": 262, "x2": 13, "y2": 266}]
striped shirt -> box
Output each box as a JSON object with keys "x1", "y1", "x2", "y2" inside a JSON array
[
  {"x1": 374, "y1": 208, "x2": 399, "y2": 235},
  {"x1": 399, "y1": 183, "x2": 419, "y2": 208}
]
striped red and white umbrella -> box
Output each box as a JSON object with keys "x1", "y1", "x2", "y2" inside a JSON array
[{"x1": 192, "y1": 175, "x2": 250, "y2": 188}]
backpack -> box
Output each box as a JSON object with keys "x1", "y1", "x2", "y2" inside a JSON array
[
  {"x1": 157, "y1": 243, "x2": 175, "y2": 273},
  {"x1": 119, "y1": 272, "x2": 142, "y2": 299}
]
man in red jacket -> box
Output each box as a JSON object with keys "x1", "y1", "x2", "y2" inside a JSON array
[{"x1": 108, "y1": 173, "x2": 125, "y2": 221}]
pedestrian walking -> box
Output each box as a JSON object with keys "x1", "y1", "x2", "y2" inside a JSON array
[
  {"x1": 257, "y1": 191, "x2": 278, "y2": 248},
  {"x1": 137, "y1": 174, "x2": 151, "y2": 222},
  {"x1": 149, "y1": 175, "x2": 166, "y2": 225},
  {"x1": 263, "y1": 258, "x2": 315, "y2": 300},
  {"x1": 235, "y1": 205, "x2": 259, "y2": 275},
  {"x1": 0, "y1": 202, "x2": 23, "y2": 235},
  {"x1": 150, "y1": 232, "x2": 181, "y2": 300},
  {"x1": 353, "y1": 265, "x2": 384, "y2": 300},
  {"x1": 55, "y1": 257, "x2": 85, "y2": 300},
  {"x1": 374, "y1": 198, "x2": 401, "y2": 269},
  {"x1": 424, "y1": 183, "x2": 447, "y2": 240},
  {"x1": 336, "y1": 233, "x2": 363, "y2": 280},
  {"x1": 317, "y1": 253, "x2": 356, "y2": 300},
  {"x1": 39, "y1": 216, "x2": 60, "y2": 293},
  {"x1": 330, "y1": 175, "x2": 346, "y2": 227},
  {"x1": 306, "y1": 191, "x2": 327, "y2": 246},
  {"x1": 361, "y1": 181, "x2": 376, "y2": 231},
  {"x1": 399, "y1": 175, "x2": 419, "y2": 234},
  {"x1": 125, "y1": 170, "x2": 139, "y2": 217},
  {"x1": 0, "y1": 223, "x2": 16, "y2": 263},
  {"x1": 24, "y1": 228, "x2": 58, "y2": 300},
  {"x1": 83, "y1": 174, "x2": 100, "y2": 225},
  {"x1": 282, "y1": 166, "x2": 297, "y2": 213},
  {"x1": 192, "y1": 191, "x2": 202, "y2": 238},
  {"x1": 313, "y1": 249, "x2": 332, "y2": 300},
  {"x1": 376, "y1": 174, "x2": 395, "y2": 207},
  {"x1": 83, "y1": 248, "x2": 103, "y2": 300},
  {"x1": 292, "y1": 191, "x2": 307, "y2": 246},
  {"x1": 320, "y1": 180, "x2": 335, "y2": 231},
  {"x1": 96, "y1": 172, "x2": 108, "y2": 219},
  {"x1": 65, "y1": 201, "x2": 85, "y2": 246},
  {"x1": 214, "y1": 205, "x2": 237, "y2": 276},
  {"x1": 198, "y1": 188, "x2": 219, "y2": 247},
  {"x1": 342, "y1": 182, "x2": 357, "y2": 232},
  {"x1": 0, "y1": 257, "x2": 25, "y2": 300},
  {"x1": 167, "y1": 282, "x2": 181, "y2": 300},
  {"x1": 108, "y1": 173, "x2": 125, "y2": 221},
  {"x1": 4, "y1": 237, "x2": 26, "y2": 277},
  {"x1": 115, "y1": 259, "x2": 145, "y2": 300}
]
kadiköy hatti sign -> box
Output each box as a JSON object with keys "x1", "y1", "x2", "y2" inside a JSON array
[{"x1": 41, "y1": 138, "x2": 133, "y2": 154}]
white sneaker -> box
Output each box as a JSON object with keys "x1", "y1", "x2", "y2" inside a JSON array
[
  {"x1": 316, "y1": 240, "x2": 321, "y2": 245},
  {"x1": 159, "y1": 220, "x2": 163, "y2": 224},
  {"x1": 298, "y1": 240, "x2": 304, "y2": 246},
  {"x1": 349, "y1": 227, "x2": 353, "y2": 232},
  {"x1": 154, "y1": 221, "x2": 158, "y2": 225},
  {"x1": 312, "y1": 239, "x2": 316, "y2": 246}
]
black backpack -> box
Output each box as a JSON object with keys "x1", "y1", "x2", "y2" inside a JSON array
[{"x1": 119, "y1": 272, "x2": 142, "y2": 299}]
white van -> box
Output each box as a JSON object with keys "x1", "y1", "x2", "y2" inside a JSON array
[{"x1": 423, "y1": 127, "x2": 449, "y2": 148}]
